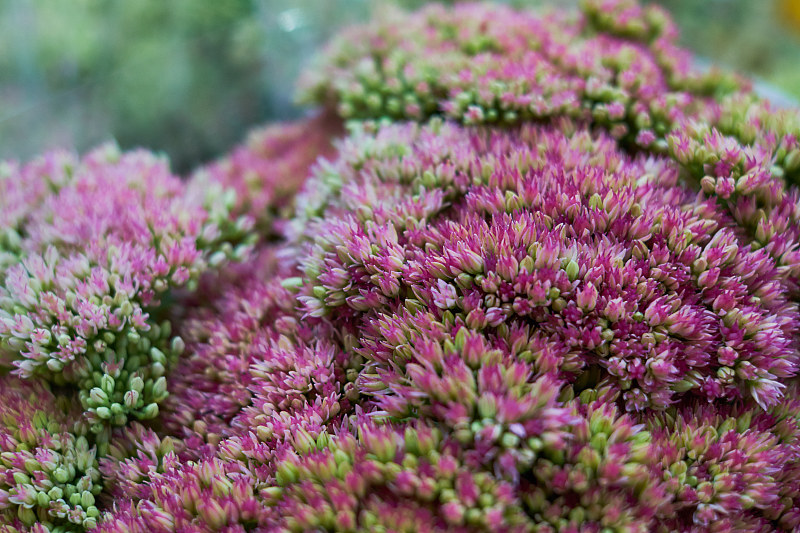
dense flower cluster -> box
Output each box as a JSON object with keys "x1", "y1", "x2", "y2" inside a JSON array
[
  {"x1": 299, "y1": 0, "x2": 800, "y2": 293},
  {"x1": 298, "y1": 1, "x2": 734, "y2": 142},
  {"x1": 647, "y1": 393, "x2": 800, "y2": 531},
  {"x1": 3, "y1": 1, "x2": 800, "y2": 532},
  {"x1": 0, "y1": 144, "x2": 253, "y2": 435},
  {"x1": 0, "y1": 376, "x2": 101, "y2": 531},
  {"x1": 297, "y1": 121, "x2": 797, "y2": 412},
  {"x1": 158, "y1": 246, "x2": 344, "y2": 459}
]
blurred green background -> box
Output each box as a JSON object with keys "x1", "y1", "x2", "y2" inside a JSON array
[{"x1": 1, "y1": 0, "x2": 798, "y2": 172}]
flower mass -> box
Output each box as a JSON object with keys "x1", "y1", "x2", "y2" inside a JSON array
[{"x1": 2, "y1": 1, "x2": 800, "y2": 531}]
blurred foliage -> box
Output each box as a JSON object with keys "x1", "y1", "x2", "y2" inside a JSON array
[
  {"x1": 653, "y1": 0, "x2": 800, "y2": 104},
  {"x1": 0, "y1": 0, "x2": 372, "y2": 171},
  {"x1": 0, "y1": 0, "x2": 798, "y2": 171}
]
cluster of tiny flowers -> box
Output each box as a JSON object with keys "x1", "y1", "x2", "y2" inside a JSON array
[
  {"x1": 298, "y1": 120, "x2": 797, "y2": 412},
  {"x1": 0, "y1": 150, "x2": 76, "y2": 270},
  {"x1": 158, "y1": 247, "x2": 343, "y2": 459},
  {"x1": 299, "y1": 0, "x2": 736, "y2": 146},
  {"x1": 0, "y1": 144, "x2": 254, "y2": 435},
  {"x1": 645, "y1": 392, "x2": 800, "y2": 531},
  {"x1": 5, "y1": 1, "x2": 800, "y2": 532},
  {"x1": 0, "y1": 376, "x2": 101, "y2": 532},
  {"x1": 96, "y1": 455, "x2": 272, "y2": 533},
  {"x1": 665, "y1": 97, "x2": 800, "y2": 297},
  {"x1": 299, "y1": 0, "x2": 800, "y2": 297}
]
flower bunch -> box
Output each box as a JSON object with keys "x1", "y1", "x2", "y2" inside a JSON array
[
  {"x1": 298, "y1": 1, "x2": 736, "y2": 144},
  {"x1": 0, "y1": 144, "x2": 253, "y2": 434},
  {"x1": 97, "y1": 423, "x2": 178, "y2": 505},
  {"x1": 300, "y1": 0, "x2": 800, "y2": 300},
  {"x1": 158, "y1": 247, "x2": 347, "y2": 459},
  {"x1": 100, "y1": 0, "x2": 800, "y2": 530},
  {"x1": 0, "y1": 376, "x2": 101, "y2": 532},
  {"x1": 298, "y1": 120, "x2": 797, "y2": 412},
  {"x1": 268, "y1": 418, "x2": 537, "y2": 532},
  {"x1": 0, "y1": 150, "x2": 76, "y2": 270},
  {"x1": 96, "y1": 456, "x2": 271, "y2": 533},
  {"x1": 665, "y1": 97, "x2": 800, "y2": 296},
  {"x1": 647, "y1": 395, "x2": 800, "y2": 531},
  {"x1": 4, "y1": 0, "x2": 800, "y2": 532}
]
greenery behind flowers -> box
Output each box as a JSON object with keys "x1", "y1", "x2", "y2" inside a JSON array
[{"x1": 1, "y1": 0, "x2": 798, "y2": 171}]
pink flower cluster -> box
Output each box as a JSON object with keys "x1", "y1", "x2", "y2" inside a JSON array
[
  {"x1": 299, "y1": 0, "x2": 800, "y2": 296},
  {"x1": 299, "y1": 1, "x2": 734, "y2": 144},
  {"x1": 298, "y1": 121, "x2": 797, "y2": 413},
  {"x1": 0, "y1": 376, "x2": 102, "y2": 531},
  {"x1": 0, "y1": 145, "x2": 253, "y2": 435},
  {"x1": 3, "y1": 1, "x2": 800, "y2": 532}
]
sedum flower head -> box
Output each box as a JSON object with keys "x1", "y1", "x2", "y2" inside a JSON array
[
  {"x1": 296, "y1": 120, "x2": 797, "y2": 412},
  {"x1": 97, "y1": 423, "x2": 178, "y2": 505},
  {"x1": 268, "y1": 419, "x2": 534, "y2": 532},
  {"x1": 96, "y1": 456, "x2": 269, "y2": 533},
  {"x1": 0, "y1": 150, "x2": 76, "y2": 271},
  {"x1": 299, "y1": 1, "x2": 737, "y2": 145},
  {"x1": 159, "y1": 247, "x2": 343, "y2": 459},
  {"x1": 647, "y1": 391, "x2": 800, "y2": 531},
  {"x1": 0, "y1": 144, "x2": 254, "y2": 431},
  {"x1": 300, "y1": 0, "x2": 800, "y2": 300}
]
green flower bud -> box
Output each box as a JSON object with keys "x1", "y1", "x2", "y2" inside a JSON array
[
  {"x1": 170, "y1": 336, "x2": 185, "y2": 355},
  {"x1": 100, "y1": 375, "x2": 115, "y2": 396},
  {"x1": 53, "y1": 467, "x2": 69, "y2": 484},
  {"x1": 89, "y1": 387, "x2": 108, "y2": 406},
  {"x1": 129, "y1": 376, "x2": 145, "y2": 393},
  {"x1": 81, "y1": 490, "x2": 95, "y2": 508},
  {"x1": 150, "y1": 362, "x2": 166, "y2": 377},
  {"x1": 124, "y1": 390, "x2": 140, "y2": 409},
  {"x1": 12, "y1": 471, "x2": 30, "y2": 485},
  {"x1": 127, "y1": 330, "x2": 141, "y2": 344},
  {"x1": 151, "y1": 376, "x2": 168, "y2": 402},
  {"x1": 565, "y1": 259, "x2": 580, "y2": 281},
  {"x1": 48, "y1": 486, "x2": 64, "y2": 501},
  {"x1": 261, "y1": 486, "x2": 284, "y2": 503},
  {"x1": 46, "y1": 358, "x2": 64, "y2": 372},
  {"x1": 275, "y1": 461, "x2": 299, "y2": 486},
  {"x1": 138, "y1": 403, "x2": 159, "y2": 419},
  {"x1": 150, "y1": 347, "x2": 166, "y2": 365},
  {"x1": 119, "y1": 300, "x2": 134, "y2": 317},
  {"x1": 18, "y1": 505, "x2": 36, "y2": 526},
  {"x1": 501, "y1": 432, "x2": 520, "y2": 448},
  {"x1": 36, "y1": 490, "x2": 50, "y2": 507}
]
